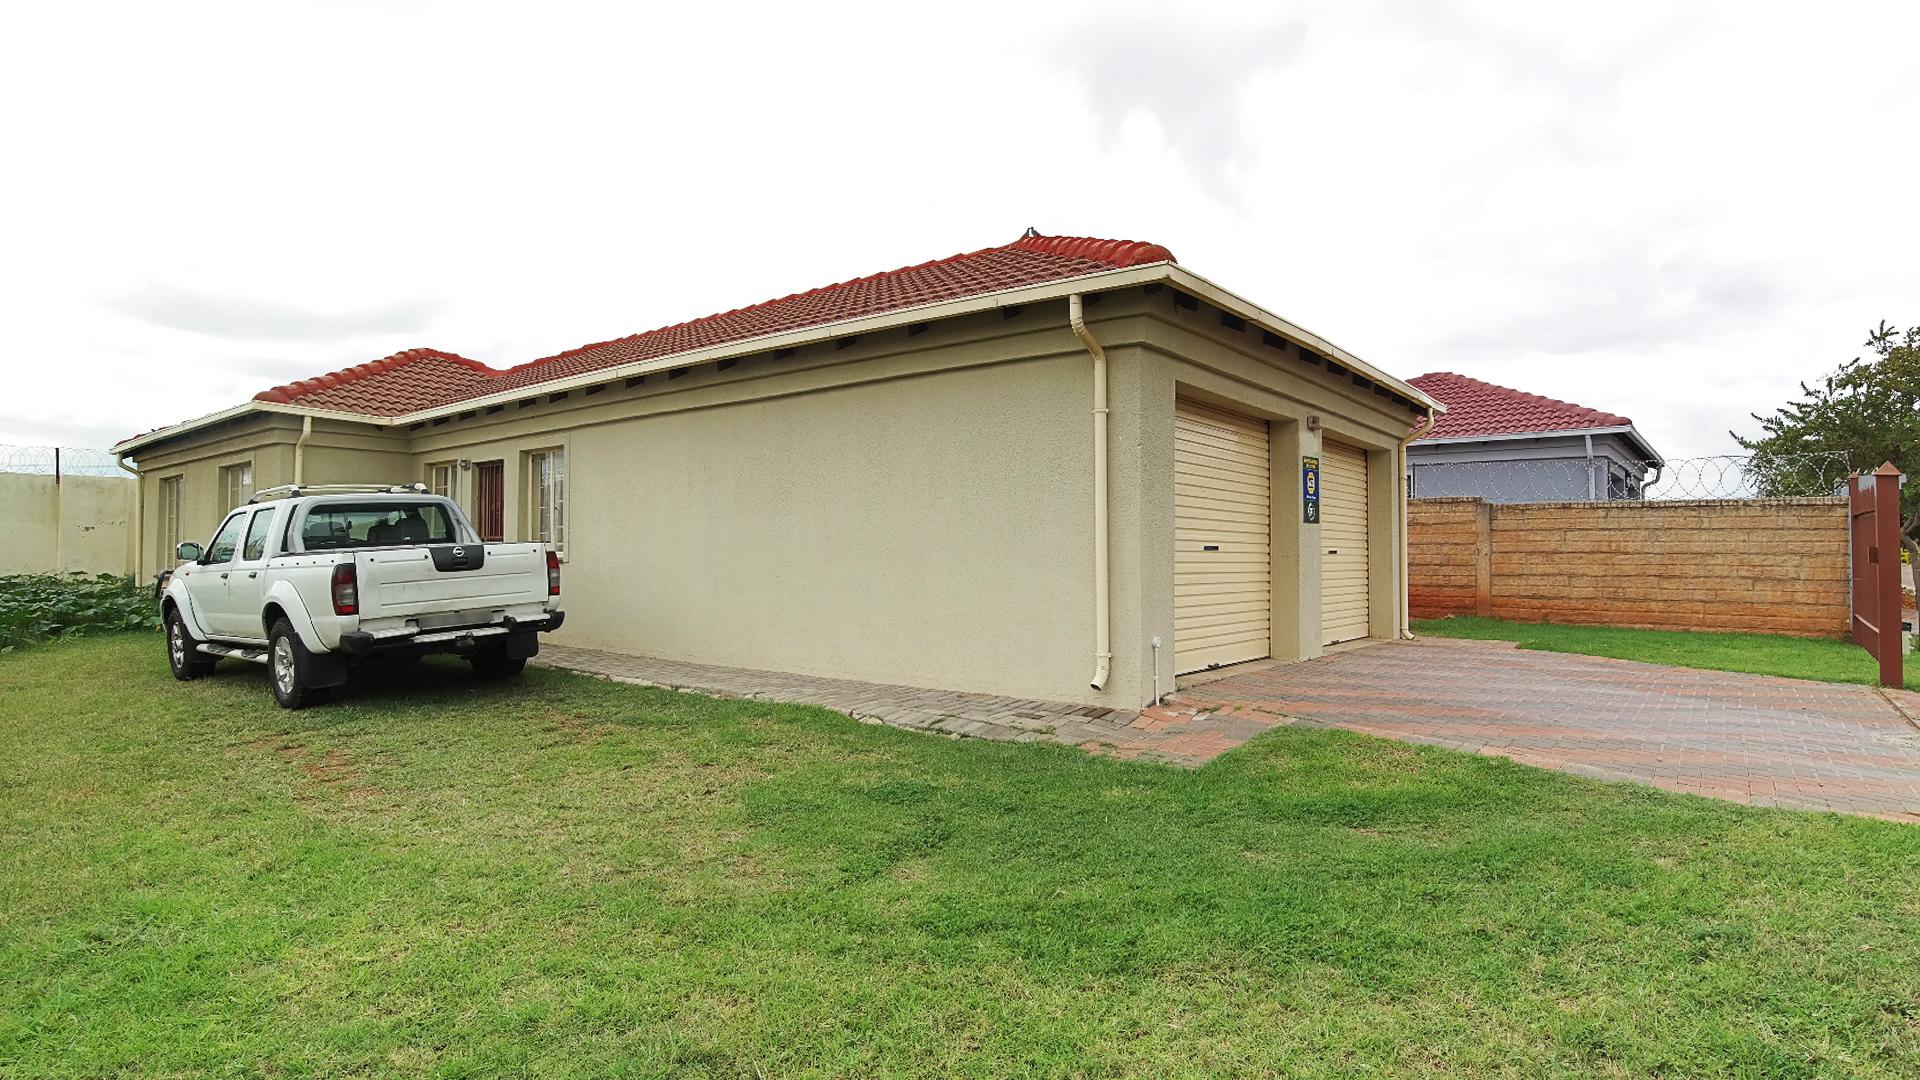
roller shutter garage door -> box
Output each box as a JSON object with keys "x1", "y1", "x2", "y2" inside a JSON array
[
  {"x1": 1319, "y1": 440, "x2": 1371, "y2": 645},
  {"x1": 1174, "y1": 399, "x2": 1271, "y2": 674}
]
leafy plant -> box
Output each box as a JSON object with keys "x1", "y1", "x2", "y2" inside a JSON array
[
  {"x1": 1736, "y1": 321, "x2": 1920, "y2": 570},
  {"x1": 0, "y1": 573, "x2": 159, "y2": 652}
]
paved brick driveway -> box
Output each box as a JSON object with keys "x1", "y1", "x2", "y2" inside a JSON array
[
  {"x1": 1172, "y1": 638, "x2": 1920, "y2": 821},
  {"x1": 540, "y1": 640, "x2": 1920, "y2": 820}
]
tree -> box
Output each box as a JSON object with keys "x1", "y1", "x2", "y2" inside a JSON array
[{"x1": 1735, "y1": 321, "x2": 1920, "y2": 581}]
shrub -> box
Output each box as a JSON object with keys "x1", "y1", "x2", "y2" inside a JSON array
[{"x1": 0, "y1": 573, "x2": 159, "y2": 653}]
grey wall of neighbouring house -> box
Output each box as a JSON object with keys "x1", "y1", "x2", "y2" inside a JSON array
[
  {"x1": 0, "y1": 472, "x2": 138, "y2": 575},
  {"x1": 128, "y1": 287, "x2": 1425, "y2": 707},
  {"x1": 1408, "y1": 496, "x2": 1850, "y2": 636},
  {"x1": 1409, "y1": 432, "x2": 1650, "y2": 502}
]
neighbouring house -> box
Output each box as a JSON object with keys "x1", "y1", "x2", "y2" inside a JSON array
[
  {"x1": 114, "y1": 232, "x2": 1439, "y2": 708},
  {"x1": 1406, "y1": 372, "x2": 1665, "y2": 503}
]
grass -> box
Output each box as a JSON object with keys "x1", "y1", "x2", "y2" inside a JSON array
[
  {"x1": 1413, "y1": 616, "x2": 1920, "y2": 692},
  {"x1": 5, "y1": 636, "x2": 1920, "y2": 1077}
]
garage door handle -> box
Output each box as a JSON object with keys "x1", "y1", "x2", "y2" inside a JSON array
[{"x1": 1326, "y1": 549, "x2": 1338, "y2": 555}]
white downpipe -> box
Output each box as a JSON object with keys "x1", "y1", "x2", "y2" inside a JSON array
[
  {"x1": 1070, "y1": 293, "x2": 1111, "y2": 691},
  {"x1": 116, "y1": 453, "x2": 141, "y2": 582},
  {"x1": 294, "y1": 415, "x2": 313, "y2": 485},
  {"x1": 1150, "y1": 636, "x2": 1162, "y2": 706},
  {"x1": 1396, "y1": 408, "x2": 1436, "y2": 640}
]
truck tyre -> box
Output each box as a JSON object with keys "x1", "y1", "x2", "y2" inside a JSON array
[
  {"x1": 166, "y1": 608, "x2": 216, "y2": 681},
  {"x1": 469, "y1": 646, "x2": 527, "y2": 680},
  {"x1": 269, "y1": 618, "x2": 332, "y2": 710}
]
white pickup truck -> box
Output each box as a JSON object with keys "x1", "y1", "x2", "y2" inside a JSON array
[{"x1": 158, "y1": 484, "x2": 565, "y2": 708}]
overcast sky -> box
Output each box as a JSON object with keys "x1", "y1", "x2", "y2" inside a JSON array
[{"x1": 4, "y1": 0, "x2": 1916, "y2": 460}]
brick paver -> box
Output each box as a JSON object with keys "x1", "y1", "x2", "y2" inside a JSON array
[
  {"x1": 539, "y1": 640, "x2": 1920, "y2": 819},
  {"x1": 1177, "y1": 638, "x2": 1920, "y2": 821}
]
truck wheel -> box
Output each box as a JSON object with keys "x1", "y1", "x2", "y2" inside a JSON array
[
  {"x1": 166, "y1": 609, "x2": 216, "y2": 681},
  {"x1": 469, "y1": 648, "x2": 526, "y2": 680},
  {"x1": 269, "y1": 619, "x2": 332, "y2": 710}
]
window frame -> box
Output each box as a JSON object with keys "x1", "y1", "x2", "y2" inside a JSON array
[
  {"x1": 241, "y1": 506, "x2": 276, "y2": 561},
  {"x1": 525, "y1": 447, "x2": 567, "y2": 559},
  {"x1": 202, "y1": 510, "x2": 250, "y2": 566},
  {"x1": 219, "y1": 460, "x2": 255, "y2": 509},
  {"x1": 426, "y1": 461, "x2": 456, "y2": 499},
  {"x1": 157, "y1": 474, "x2": 184, "y2": 566}
]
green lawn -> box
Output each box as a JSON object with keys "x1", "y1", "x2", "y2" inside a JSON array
[
  {"x1": 1415, "y1": 616, "x2": 1920, "y2": 693},
  {"x1": 5, "y1": 636, "x2": 1920, "y2": 1077}
]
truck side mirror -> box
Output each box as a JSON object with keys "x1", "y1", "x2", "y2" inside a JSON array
[{"x1": 176, "y1": 541, "x2": 204, "y2": 563}]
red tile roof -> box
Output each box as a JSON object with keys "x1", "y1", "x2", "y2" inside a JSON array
[
  {"x1": 252, "y1": 349, "x2": 495, "y2": 413},
  {"x1": 1409, "y1": 372, "x2": 1632, "y2": 440},
  {"x1": 253, "y1": 232, "x2": 1175, "y2": 417}
]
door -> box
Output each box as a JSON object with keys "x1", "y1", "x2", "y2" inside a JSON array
[
  {"x1": 222, "y1": 508, "x2": 278, "y2": 641},
  {"x1": 1319, "y1": 440, "x2": 1371, "y2": 645},
  {"x1": 1173, "y1": 398, "x2": 1271, "y2": 675},
  {"x1": 184, "y1": 510, "x2": 248, "y2": 637},
  {"x1": 474, "y1": 460, "x2": 505, "y2": 542}
]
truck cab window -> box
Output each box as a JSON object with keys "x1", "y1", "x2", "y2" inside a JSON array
[{"x1": 204, "y1": 511, "x2": 248, "y2": 564}]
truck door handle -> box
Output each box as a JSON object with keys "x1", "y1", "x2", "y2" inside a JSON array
[
  {"x1": 247, "y1": 572, "x2": 258, "y2": 578},
  {"x1": 219, "y1": 572, "x2": 229, "y2": 579}
]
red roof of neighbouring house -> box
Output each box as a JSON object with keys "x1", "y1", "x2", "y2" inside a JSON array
[
  {"x1": 250, "y1": 232, "x2": 1176, "y2": 417},
  {"x1": 1409, "y1": 372, "x2": 1633, "y2": 440}
]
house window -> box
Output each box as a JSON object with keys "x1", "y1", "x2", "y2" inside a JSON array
[
  {"x1": 427, "y1": 462, "x2": 455, "y2": 498},
  {"x1": 221, "y1": 461, "x2": 254, "y2": 507},
  {"x1": 158, "y1": 476, "x2": 182, "y2": 566},
  {"x1": 527, "y1": 448, "x2": 566, "y2": 556}
]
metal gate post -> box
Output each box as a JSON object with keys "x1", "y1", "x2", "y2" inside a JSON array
[{"x1": 1870, "y1": 463, "x2": 1903, "y2": 689}]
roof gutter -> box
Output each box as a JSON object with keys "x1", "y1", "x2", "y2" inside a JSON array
[
  {"x1": 1414, "y1": 423, "x2": 1664, "y2": 465},
  {"x1": 116, "y1": 261, "x2": 1444, "y2": 458},
  {"x1": 113, "y1": 400, "x2": 392, "y2": 457}
]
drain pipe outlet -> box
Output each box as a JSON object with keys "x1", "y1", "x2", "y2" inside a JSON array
[
  {"x1": 1396, "y1": 407, "x2": 1436, "y2": 640},
  {"x1": 1070, "y1": 293, "x2": 1111, "y2": 691}
]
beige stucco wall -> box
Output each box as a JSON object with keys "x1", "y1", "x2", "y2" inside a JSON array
[
  {"x1": 0, "y1": 473, "x2": 137, "y2": 575},
  {"x1": 127, "y1": 287, "x2": 1423, "y2": 707},
  {"x1": 130, "y1": 413, "x2": 408, "y2": 580},
  {"x1": 1133, "y1": 303, "x2": 1416, "y2": 692}
]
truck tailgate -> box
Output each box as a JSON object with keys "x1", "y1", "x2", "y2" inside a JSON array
[{"x1": 354, "y1": 543, "x2": 548, "y2": 620}]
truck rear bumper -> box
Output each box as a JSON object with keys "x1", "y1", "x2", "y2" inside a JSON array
[{"x1": 338, "y1": 610, "x2": 565, "y2": 659}]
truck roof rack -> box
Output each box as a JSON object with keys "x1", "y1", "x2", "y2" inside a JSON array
[{"x1": 249, "y1": 483, "x2": 430, "y2": 503}]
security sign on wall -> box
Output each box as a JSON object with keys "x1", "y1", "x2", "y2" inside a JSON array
[{"x1": 1302, "y1": 455, "x2": 1320, "y2": 523}]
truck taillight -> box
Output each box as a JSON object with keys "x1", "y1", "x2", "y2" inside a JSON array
[
  {"x1": 546, "y1": 550, "x2": 561, "y2": 596},
  {"x1": 331, "y1": 562, "x2": 358, "y2": 616}
]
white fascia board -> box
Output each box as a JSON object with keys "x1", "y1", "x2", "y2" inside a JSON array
[
  {"x1": 1157, "y1": 265, "x2": 1443, "y2": 414},
  {"x1": 120, "y1": 258, "x2": 1442, "y2": 450},
  {"x1": 1416, "y1": 424, "x2": 1665, "y2": 465},
  {"x1": 383, "y1": 264, "x2": 1180, "y2": 423},
  {"x1": 114, "y1": 400, "x2": 379, "y2": 458}
]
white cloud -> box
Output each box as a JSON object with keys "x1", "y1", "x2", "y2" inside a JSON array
[{"x1": 0, "y1": 0, "x2": 1914, "y2": 464}]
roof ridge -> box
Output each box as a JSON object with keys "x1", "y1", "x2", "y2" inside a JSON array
[
  {"x1": 231, "y1": 232, "x2": 1177, "y2": 419},
  {"x1": 493, "y1": 232, "x2": 1175, "y2": 381},
  {"x1": 1408, "y1": 370, "x2": 1633, "y2": 439},
  {"x1": 254, "y1": 348, "x2": 495, "y2": 405}
]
